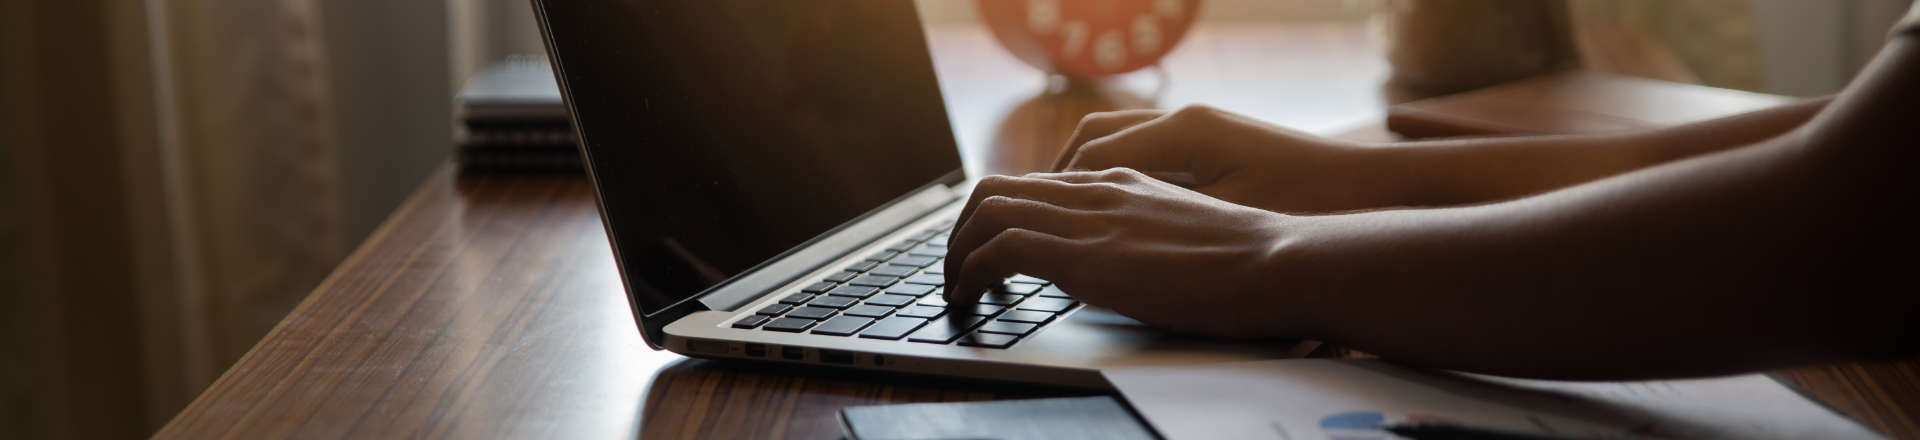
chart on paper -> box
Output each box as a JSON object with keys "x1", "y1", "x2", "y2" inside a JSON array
[{"x1": 1104, "y1": 359, "x2": 1881, "y2": 440}]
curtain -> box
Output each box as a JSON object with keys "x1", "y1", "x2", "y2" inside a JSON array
[{"x1": 158, "y1": 0, "x2": 346, "y2": 398}]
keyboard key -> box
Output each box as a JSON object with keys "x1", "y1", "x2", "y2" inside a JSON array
[
  {"x1": 883, "y1": 283, "x2": 936, "y2": 297},
  {"x1": 808, "y1": 296, "x2": 858, "y2": 309},
  {"x1": 810, "y1": 316, "x2": 875, "y2": 336},
  {"x1": 1007, "y1": 274, "x2": 1049, "y2": 285},
  {"x1": 762, "y1": 317, "x2": 816, "y2": 332},
  {"x1": 843, "y1": 304, "x2": 894, "y2": 318},
  {"x1": 977, "y1": 292, "x2": 1024, "y2": 306},
  {"x1": 885, "y1": 241, "x2": 915, "y2": 252},
  {"x1": 801, "y1": 282, "x2": 836, "y2": 293},
  {"x1": 860, "y1": 316, "x2": 929, "y2": 340},
  {"x1": 907, "y1": 314, "x2": 991, "y2": 344},
  {"x1": 907, "y1": 326, "x2": 964, "y2": 344},
  {"x1": 952, "y1": 303, "x2": 1004, "y2": 316},
  {"x1": 778, "y1": 293, "x2": 814, "y2": 305},
  {"x1": 933, "y1": 219, "x2": 957, "y2": 230},
  {"x1": 824, "y1": 271, "x2": 859, "y2": 283},
  {"x1": 896, "y1": 305, "x2": 946, "y2": 319},
  {"x1": 917, "y1": 296, "x2": 947, "y2": 307},
  {"x1": 923, "y1": 262, "x2": 945, "y2": 274},
  {"x1": 864, "y1": 250, "x2": 900, "y2": 262},
  {"x1": 977, "y1": 321, "x2": 1037, "y2": 335},
  {"x1": 786, "y1": 306, "x2": 838, "y2": 320},
  {"x1": 756, "y1": 304, "x2": 793, "y2": 316},
  {"x1": 958, "y1": 332, "x2": 1020, "y2": 348},
  {"x1": 999, "y1": 283, "x2": 1042, "y2": 295},
  {"x1": 849, "y1": 275, "x2": 899, "y2": 288},
  {"x1": 889, "y1": 255, "x2": 939, "y2": 268},
  {"x1": 906, "y1": 244, "x2": 945, "y2": 257},
  {"x1": 844, "y1": 261, "x2": 879, "y2": 273},
  {"x1": 927, "y1": 235, "x2": 950, "y2": 246},
  {"x1": 1036, "y1": 285, "x2": 1072, "y2": 298},
  {"x1": 826, "y1": 285, "x2": 880, "y2": 299},
  {"x1": 997, "y1": 310, "x2": 1054, "y2": 324},
  {"x1": 870, "y1": 265, "x2": 917, "y2": 278},
  {"x1": 864, "y1": 294, "x2": 917, "y2": 307},
  {"x1": 902, "y1": 274, "x2": 945, "y2": 286},
  {"x1": 945, "y1": 312, "x2": 993, "y2": 328},
  {"x1": 732, "y1": 315, "x2": 771, "y2": 329},
  {"x1": 1017, "y1": 297, "x2": 1077, "y2": 313}
]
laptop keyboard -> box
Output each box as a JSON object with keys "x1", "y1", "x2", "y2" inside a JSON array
[{"x1": 729, "y1": 218, "x2": 1081, "y2": 349}]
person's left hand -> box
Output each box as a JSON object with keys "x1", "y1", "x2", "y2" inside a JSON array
[{"x1": 941, "y1": 167, "x2": 1309, "y2": 337}]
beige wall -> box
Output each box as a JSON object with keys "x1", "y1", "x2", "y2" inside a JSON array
[{"x1": 324, "y1": 0, "x2": 453, "y2": 244}]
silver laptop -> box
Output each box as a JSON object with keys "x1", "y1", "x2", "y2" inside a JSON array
[{"x1": 531, "y1": 0, "x2": 1310, "y2": 387}]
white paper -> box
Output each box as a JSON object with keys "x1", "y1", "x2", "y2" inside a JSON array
[{"x1": 1105, "y1": 359, "x2": 1881, "y2": 440}]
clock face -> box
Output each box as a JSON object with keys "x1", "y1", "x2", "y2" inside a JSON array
[{"x1": 978, "y1": 0, "x2": 1200, "y2": 77}]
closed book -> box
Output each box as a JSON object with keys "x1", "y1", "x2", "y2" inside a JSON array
[{"x1": 454, "y1": 56, "x2": 581, "y2": 174}]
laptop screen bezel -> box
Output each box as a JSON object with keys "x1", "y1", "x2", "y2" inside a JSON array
[{"x1": 529, "y1": 0, "x2": 968, "y2": 348}]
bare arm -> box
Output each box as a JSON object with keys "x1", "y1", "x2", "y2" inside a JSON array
[
  {"x1": 1287, "y1": 38, "x2": 1920, "y2": 378},
  {"x1": 1373, "y1": 96, "x2": 1829, "y2": 207},
  {"x1": 1054, "y1": 96, "x2": 1828, "y2": 214},
  {"x1": 947, "y1": 39, "x2": 1918, "y2": 379}
]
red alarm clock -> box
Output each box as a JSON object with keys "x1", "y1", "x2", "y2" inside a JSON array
[{"x1": 977, "y1": 0, "x2": 1201, "y2": 78}]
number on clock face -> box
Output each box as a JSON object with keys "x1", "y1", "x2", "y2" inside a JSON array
[{"x1": 979, "y1": 0, "x2": 1201, "y2": 77}]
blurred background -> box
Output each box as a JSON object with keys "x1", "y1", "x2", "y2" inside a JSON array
[{"x1": 0, "y1": 0, "x2": 1909, "y2": 437}]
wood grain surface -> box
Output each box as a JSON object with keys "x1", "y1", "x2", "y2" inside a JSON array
[{"x1": 158, "y1": 23, "x2": 1920, "y2": 439}]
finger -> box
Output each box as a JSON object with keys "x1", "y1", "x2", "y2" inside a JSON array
[
  {"x1": 945, "y1": 228, "x2": 1080, "y2": 305},
  {"x1": 1019, "y1": 170, "x2": 1107, "y2": 184},
  {"x1": 943, "y1": 196, "x2": 1091, "y2": 299},
  {"x1": 1063, "y1": 105, "x2": 1229, "y2": 173},
  {"x1": 1052, "y1": 110, "x2": 1166, "y2": 172},
  {"x1": 1021, "y1": 168, "x2": 1153, "y2": 185},
  {"x1": 1028, "y1": 170, "x2": 1193, "y2": 186},
  {"x1": 950, "y1": 175, "x2": 1114, "y2": 256}
]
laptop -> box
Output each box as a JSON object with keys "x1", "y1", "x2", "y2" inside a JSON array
[{"x1": 531, "y1": 0, "x2": 1312, "y2": 387}]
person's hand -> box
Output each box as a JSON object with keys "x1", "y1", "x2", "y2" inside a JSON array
[
  {"x1": 1055, "y1": 105, "x2": 1402, "y2": 213},
  {"x1": 940, "y1": 168, "x2": 1311, "y2": 338}
]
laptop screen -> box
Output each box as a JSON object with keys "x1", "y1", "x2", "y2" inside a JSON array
[{"x1": 538, "y1": 1, "x2": 964, "y2": 317}]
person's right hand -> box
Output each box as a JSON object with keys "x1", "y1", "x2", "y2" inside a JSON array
[{"x1": 1054, "y1": 105, "x2": 1405, "y2": 213}]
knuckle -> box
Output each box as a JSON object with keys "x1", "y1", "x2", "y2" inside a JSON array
[
  {"x1": 976, "y1": 174, "x2": 1015, "y2": 190},
  {"x1": 1097, "y1": 167, "x2": 1141, "y2": 182},
  {"x1": 980, "y1": 228, "x2": 1030, "y2": 250},
  {"x1": 974, "y1": 196, "x2": 1032, "y2": 220},
  {"x1": 1076, "y1": 112, "x2": 1119, "y2": 129},
  {"x1": 1021, "y1": 170, "x2": 1067, "y2": 180},
  {"x1": 999, "y1": 227, "x2": 1042, "y2": 242},
  {"x1": 1168, "y1": 104, "x2": 1217, "y2": 121}
]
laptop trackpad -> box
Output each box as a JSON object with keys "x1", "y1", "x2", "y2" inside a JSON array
[{"x1": 1061, "y1": 307, "x2": 1150, "y2": 327}]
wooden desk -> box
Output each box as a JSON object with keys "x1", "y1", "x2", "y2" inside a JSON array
[{"x1": 159, "y1": 23, "x2": 1920, "y2": 439}]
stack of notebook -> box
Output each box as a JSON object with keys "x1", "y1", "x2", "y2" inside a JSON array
[{"x1": 454, "y1": 56, "x2": 581, "y2": 174}]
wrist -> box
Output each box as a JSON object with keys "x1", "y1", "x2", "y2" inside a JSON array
[
  {"x1": 1332, "y1": 141, "x2": 1428, "y2": 209},
  {"x1": 1251, "y1": 213, "x2": 1342, "y2": 340}
]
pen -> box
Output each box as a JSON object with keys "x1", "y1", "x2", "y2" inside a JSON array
[{"x1": 1381, "y1": 422, "x2": 1578, "y2": 440}]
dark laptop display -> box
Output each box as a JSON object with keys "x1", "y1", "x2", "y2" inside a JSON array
[{"x1": 537, "y1": 1, "x2": 964, "y2": 317}]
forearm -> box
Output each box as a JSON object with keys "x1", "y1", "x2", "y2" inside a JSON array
[
  {"x1": 1288, "y1": 130, "x2": 1913, "y2": 379},
  {"x1": 1363, "y1": 96, "x2": 1830, "y2": 207}
]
